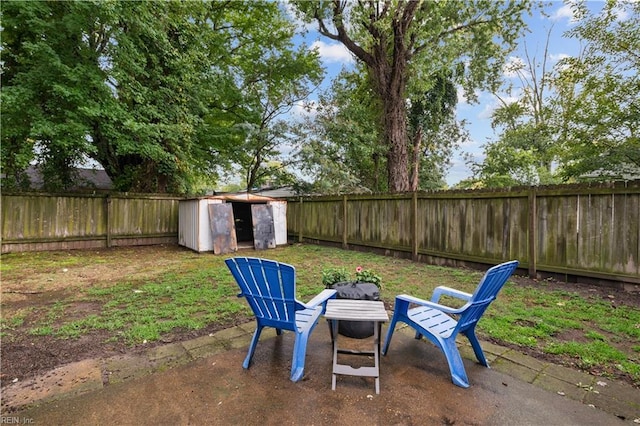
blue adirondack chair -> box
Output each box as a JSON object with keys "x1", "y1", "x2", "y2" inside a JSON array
[
  {"x1": 225, "y1": 257, "x2": 337, "y2": 382},
  {"x1": 382, "y1": 260, "x2": 519, "y2": 388}
]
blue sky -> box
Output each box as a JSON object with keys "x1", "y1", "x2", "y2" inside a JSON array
[{"x1": 289, "y1": 1, "x2": 606, "y2": 186}]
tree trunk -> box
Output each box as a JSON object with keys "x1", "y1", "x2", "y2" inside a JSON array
[
  {"x1": 383, "y1": 99, "x2": 410, "y2": 192},
  {"x1": 316, "y1": 0, "x2": 419, "y2": 193},
  {"x1": 410, "y1": 127, "x2": 423, "y2": 191}
]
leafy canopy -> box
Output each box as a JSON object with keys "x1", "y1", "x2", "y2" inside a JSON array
[{"x1": 1, "y1": 1, "x2": 322, "y2": 194}]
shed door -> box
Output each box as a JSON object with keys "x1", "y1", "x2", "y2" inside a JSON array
[
  {"x1": 251, "y1": 204, "x2": 276, "y2": 250},
  {"x1": 208, "y1": 203, "x2": 237, "y2": 254}
]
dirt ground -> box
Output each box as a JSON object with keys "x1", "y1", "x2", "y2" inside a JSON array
[{"x1": 2, "y1": 245, "x2": 639, "y2": 390}]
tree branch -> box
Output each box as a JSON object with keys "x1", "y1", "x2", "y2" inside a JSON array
[
  {"x1": 413, "y1": 18, "x2": 492, "y2": 56},
  {"x1": 314, "y1": 1, "x2": 375, "y2": 67}
]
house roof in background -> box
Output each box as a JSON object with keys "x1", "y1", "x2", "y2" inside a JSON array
[
  {"x1": 247, "y1": 186, "x2": 297, "y2": 198},
  {"x1": 182, "y1": 193, "x2": 282, "y2": 203},
  {"x1": 25, "y1": 166, "x2": 113, "y2": 190}
]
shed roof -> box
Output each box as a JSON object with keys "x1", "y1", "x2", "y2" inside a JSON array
[{"x1": 184, "y1": 193, "x2": 283, "y2": 203}]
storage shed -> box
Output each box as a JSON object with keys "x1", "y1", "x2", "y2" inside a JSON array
[{"x1": 178, "y1": 194, "x2": 286, "y2": 254}]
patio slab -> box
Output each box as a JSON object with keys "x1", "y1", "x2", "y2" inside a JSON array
[
  {"x1": 1, "y1": 359, "x2": 102, "y2": 409},
  {"x1": 4, "y1": 323, "x2": 635, "y2": 425}
]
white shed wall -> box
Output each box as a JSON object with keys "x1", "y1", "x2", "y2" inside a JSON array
[
  {"x1": 270, "y1": 201, "x2": 287, "y2": 245},
  {"x1": 178, "y1": 198, "x2": 223, "y2": 252},
  {"x1": 179, "y1": 197, "x2": 287, "y2": 252}
]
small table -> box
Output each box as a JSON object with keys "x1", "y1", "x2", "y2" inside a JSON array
[{"x1": 324, "y1": 299, "x2": 389, "y2": 394}]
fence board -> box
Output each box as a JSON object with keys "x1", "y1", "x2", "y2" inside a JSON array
[{"x1": 610, "y1": 193, "x2": 639, "y2": 276}]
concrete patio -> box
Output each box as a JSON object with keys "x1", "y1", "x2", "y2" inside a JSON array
[{"x1": 3, "y1": 322, "x2": 639, "y2": 425}]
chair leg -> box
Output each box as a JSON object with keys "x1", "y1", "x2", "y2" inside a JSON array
[
  {"x1": 382, "y1": 314, "x2": 400, "y2": 356},
  {"x1": 290, "y1": 331, "x2": 310, "y2": 382},
  {"x1": 440, "y1": 337, "x2": 470, "y2": 388},
  {"x1": 465, "y1": 329, "x2": 489, "y2": 367},
  {"x1": 244, "y1": 325, "x2": 264, "y2": 369}
]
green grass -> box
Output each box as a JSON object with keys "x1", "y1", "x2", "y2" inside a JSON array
[
  {"x1": 2, "y1": 244, "x2": 638, "y2": 385},
  {"x1": 0, "y1": 309, "x2": 29, "y2": 337},
  {"x1": 0, "y1": 251, "x2": 84, "y2": 274},
  {"x1": 481, "y1": 282, "x2": 640, "y2": 382},
  {"x1": 54, "y1": 269, "x2": 249, "y2": 343}
]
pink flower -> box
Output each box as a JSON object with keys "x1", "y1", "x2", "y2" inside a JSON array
[{"x1": 356, "y1": 266, "x2": 363, "y2": 273}]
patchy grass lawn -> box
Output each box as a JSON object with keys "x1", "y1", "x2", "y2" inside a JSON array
[{"x1": 1, "y1": 243, "x2": 639, "y2": 387}]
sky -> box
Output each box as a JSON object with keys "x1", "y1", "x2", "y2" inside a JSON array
[{"x1": 289, "y1": 1, "x2": 605, "y2": 187}]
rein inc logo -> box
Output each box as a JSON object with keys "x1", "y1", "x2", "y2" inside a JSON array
[{"x1": 0, "y1": 418, "x2": 34, "y2": 424}]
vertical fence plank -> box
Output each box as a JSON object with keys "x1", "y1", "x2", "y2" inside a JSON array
[
  {"x1": 412, "y1": 192, "x2": 418, "y2": 260},
  {"x1": 298, "y1": 198, "x2": 303, "y2": 243},
  {"x1": 342, "y1": 195, "x2": 348, "y2": 249},
  {"x1": 106, "y1": 195, "x2": 112, "y2": 248}
]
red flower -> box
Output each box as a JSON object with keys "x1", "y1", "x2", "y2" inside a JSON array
[{"x1": 356, "y1": 266, "x2": 363, "y2": 273}]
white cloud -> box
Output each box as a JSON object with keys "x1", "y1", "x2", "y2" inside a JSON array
[
  {"x1": 459, "y1": 134, "x2": 481, "y2": 149},
  {"x1": 550, "y1": 3, "x2": 578, "y2": 23},
  {"x1": 502, "y1": 56, "x2": 529, "y2": 79},
  {"x1": 477, "y1": 102, "x2": 499, "y2": 120},
  {"x1": 549, "y1": 1, "x2": 629, "y2": 26},
  {"x1": 311, "y1": 40, "x2": 354, "y2": 65},
  {"x1": 612, "y1": 3, "x2": 629, "y2": 21},
  {"x1": 282, "y1": 2, "x2": 317, "y2": 34},
  {"x1": 456, "y1": 87, "x2": 468, "y2": 106},
  {"x1": 549, "y1": 53, "x2": 569, "y2": 62},
  {"x1": 477, "y1": 94, "x2": 519, "y2": 120},
  {"x1": 290, "y1": 100, "x2": 319, "y2": 120}
]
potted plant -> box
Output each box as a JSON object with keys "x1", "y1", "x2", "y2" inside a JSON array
[
  {"x1": 322, "y1": 266, "x2": 382, "y2": 289},
  {"x1": 322, "y1": 266, "x2": 382, "y2": 338}
]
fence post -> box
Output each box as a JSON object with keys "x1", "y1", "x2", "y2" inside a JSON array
[
  {"x1": 412, "y1": 191, "x2": 418, "y2": 261},
  {"x1": 105, "y1": 194, "x2": 112, "y2": 248},
  {"x1": 528, "y1": 188, "x2": 537, "y2": 278},
  {"x1": 298, "y1": 197, "x2": 303, "y2": 243},
  {"x1": 342, "y1": 195, "x2": 348, "y2": 249}
]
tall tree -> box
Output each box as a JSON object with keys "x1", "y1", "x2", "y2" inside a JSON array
[
  {"x1": 556, "y1": 0, "x2": 639, "y2": 181},
  {"x1": 295, "y1": 66, "x2": 466, "y2": 194},
  {"x1": 1, "y1": 1, "x2": 108, "y2": 190},
  {"x1": 468, "y1": 32, "x2": 562, "y2": 187},
  {"x1": 99, "y1": 1, "x2": 215, "y2": 192},
  {"x1": 407, "y1": 71, "x2": 466, "y2": 190},
  {"x1": 292, "y1": 0, "x2": 530, "y2": 192},
  {"x1": 1, "y1": 1, "x2": 321, "y2": 193},
  {"x1": 467, "y1": 0, "x2": 640, "y2": 188},
  {"x1": 215, "y1": 7, "x2": 323, "y2": 191},
  {"x1": 294, "y1": 69, "x2": 385, "y2": 194}
]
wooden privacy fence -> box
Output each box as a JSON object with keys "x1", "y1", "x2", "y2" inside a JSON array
[
  {"x1": 2, "y1": 182, "x2": 638, "y2": 286},
  {"x1": 1, "y1": 192, "x2": 180, "y2": 253},
  {"x1": 287, "y1": 181, "x2": 640, "y2": 286}
]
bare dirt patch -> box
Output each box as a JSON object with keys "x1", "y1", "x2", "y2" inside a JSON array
[
  {"x1": 2, "y1": 246, "x2": 194, "y2": 294},
  {"x1": 1, "y1": 245, "x2": 208, "y2": 384}
]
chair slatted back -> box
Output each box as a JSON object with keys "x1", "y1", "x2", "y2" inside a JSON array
[
  {"x1": 456, "y1": 260, "x2": 519, "y2": 332},
  {"x1": 226, "y1": 257, "x2": 298, "y2": 329}
]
